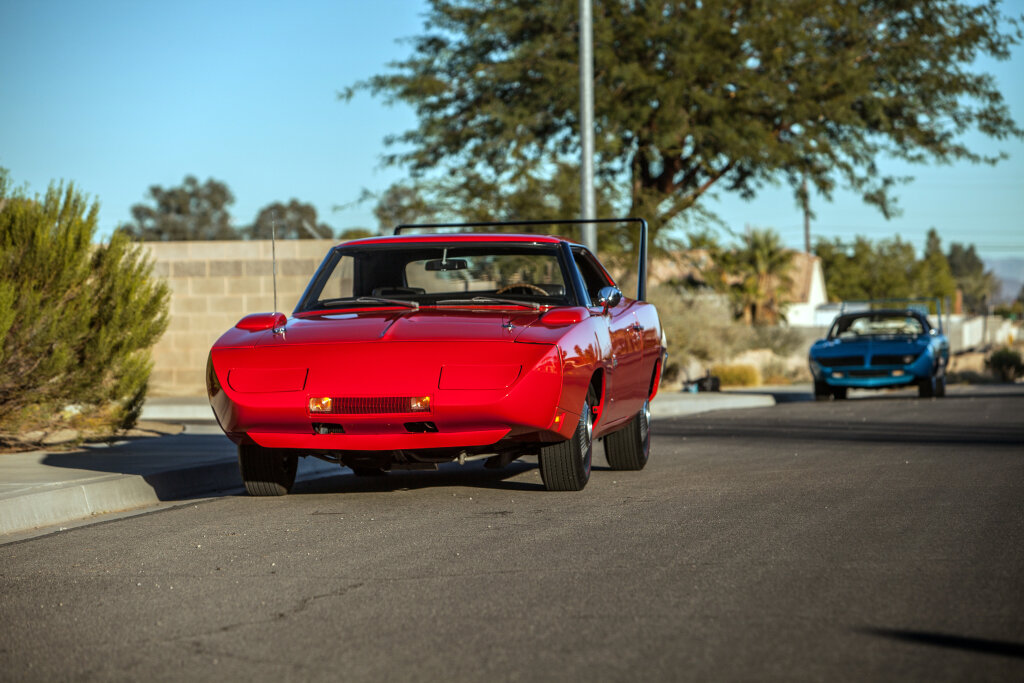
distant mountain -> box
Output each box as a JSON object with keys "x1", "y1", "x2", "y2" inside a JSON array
[{"x1": 987, "y1": 257, "x2": 1024, "y2": 304}]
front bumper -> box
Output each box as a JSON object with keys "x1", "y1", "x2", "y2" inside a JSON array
[
  {"x1": 208, "y1": 340, "x2": 578, "y2": 451},
  {"x1": 810, "y1": 353, "x2": 934, "y2": 389}
]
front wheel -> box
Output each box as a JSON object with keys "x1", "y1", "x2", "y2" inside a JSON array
[
  {"x1": 814, "y1": 380, "x2": 831, "y2": 401},
  {"x1": 539, "y1": 393, "x2": 594, "y2": 491},
  {"x1": 604, "y1": 399, "x2": 650, "y2": 470},
  {"x1": 238, "y1": 443, "x2": 298, "y2": 496}
]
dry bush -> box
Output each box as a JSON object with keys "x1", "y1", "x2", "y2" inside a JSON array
[
  {"x1": 647, "y1": 285, "x2": 749, "y2": 364},
  {"x1": 710, "y1": 363, "x2": 761, "y2": 387}
]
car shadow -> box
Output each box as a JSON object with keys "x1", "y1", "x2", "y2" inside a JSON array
[
  {"x1": 722, "y1": 388, "x2": 814, "y2": 403},
  {"x1": 39, "y1": 432, "x2": 241, "y2": 502},
  {"x1": 291, "y1": 459, "x2": 546, "y2": 495},
  {"x1": 38, "y1": 431, "x2": 553, "y2": 502}
]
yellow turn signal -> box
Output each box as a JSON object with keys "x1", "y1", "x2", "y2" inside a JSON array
[
  {"x1": 309, "y1": 397, "x2": 333, "y2": 413},
  {"x1": 410, "y1": 396, "x2": 431, "y2": 412}
]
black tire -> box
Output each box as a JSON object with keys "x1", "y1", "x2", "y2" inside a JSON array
[
  {"x1": 238, "y1": 443, "x2": 298, "y2": 496},
  {"x1": 935, "y1": 374, "x2": 946, "y2": 398},
  {"x1": 918, "y1": 375, "x2": 936, "y2": 398},
  {"x1": 539, "y1": 392, "x2": 594, "y2": 491},
  {"x1": 604, "y1": 399, "x2": 650, "y2": 470},
  {"x1": 814, "y1": 381, "x2": 831, "y2": 401},
  {"x1": 832, "y1": 386, "x2": 848, "y2": 400}
]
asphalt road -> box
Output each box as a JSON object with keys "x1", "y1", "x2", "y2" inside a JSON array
[{"x1": 2, "y1": 385, "x2": 1023, "y2": 682}]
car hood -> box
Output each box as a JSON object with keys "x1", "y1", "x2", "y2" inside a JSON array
[
  {"x1": 259, "y1": 309, "x2": 545, "y2": 346},
  {"x1": 811, "y1": 335, "x2": 930, "y2": 356}
]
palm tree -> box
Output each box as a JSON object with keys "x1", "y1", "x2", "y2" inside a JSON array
[{"x1": 720, "y1": 228, "x2": 795, "y2": 325}]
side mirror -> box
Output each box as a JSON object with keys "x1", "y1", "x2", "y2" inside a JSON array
[
  {"x1": 236, "y1": 312, "x2": 287, "y2": 332},
  {"x1": 596, "y1": 286, "x2": 622, "y2": 314}
]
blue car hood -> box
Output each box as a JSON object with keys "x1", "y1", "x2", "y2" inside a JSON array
[{"x1": 811, "y1": 336, "x2": 929, "y2": 359}]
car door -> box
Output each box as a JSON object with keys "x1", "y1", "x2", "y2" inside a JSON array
[
  {"x1": 606, "y1": 300, "x2": 646, "y2": 421},
  {"x1": 572, "y1": 248, "x2": 645, "y2": 425}
]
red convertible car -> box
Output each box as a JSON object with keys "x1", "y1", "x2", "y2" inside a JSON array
[{"x1": 207, "y1": 219, "x2": 665, "y2": 495}]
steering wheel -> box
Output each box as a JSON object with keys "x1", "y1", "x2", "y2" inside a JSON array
[{"x1": 496, "y1": 283, "x2": 549, "y2": 296}]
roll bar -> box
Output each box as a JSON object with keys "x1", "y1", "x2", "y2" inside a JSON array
[{"x1": 393, "y1": 218, "x2": 650, "y2": 301}]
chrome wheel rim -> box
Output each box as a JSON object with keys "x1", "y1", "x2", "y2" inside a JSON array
[
  {"x1": 640, "y1": 398, "x2": 650, "y2": 442},
  {"x1": 581, "y1": 399, "x2": 593, "y2": 474}
]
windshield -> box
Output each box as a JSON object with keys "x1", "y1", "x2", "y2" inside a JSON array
[
  {"x1": 298, "y1": 243, "x2": 572, "y2": 312},
  {"x1": 830, "y1": 313, "x2": 928, "y2": 339}
]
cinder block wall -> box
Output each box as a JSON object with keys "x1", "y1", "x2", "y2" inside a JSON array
[{"x1": 142, "y1": 240, "x2": 336, "y2": 397}]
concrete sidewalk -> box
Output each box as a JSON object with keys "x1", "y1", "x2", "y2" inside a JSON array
[{"x1": 1, "y1": 389, "x2": 791, "y2": 539}]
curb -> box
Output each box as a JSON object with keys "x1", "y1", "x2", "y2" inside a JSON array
[
  {"x1": 0, "y1": 452, "x2": 338, "y2": 539},
  {"x1": 3, "y1": 392, "x2": 782, "y2": 539},
  {"x1": 650, "y1": 392, "x2": 776, "y2": 418},
  {"x1": 0, "y1": 458, "x2": 240, "y2": 537}
]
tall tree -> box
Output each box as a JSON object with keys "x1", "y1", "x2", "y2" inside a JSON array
[
  {"x1": 815, "y1": 235, "x2": 918, "y2": 302},
  {"x1": 371, "y1": 164, "x2": 624, "y2": 248},
  {"x1": 245, "y1": 200, "x2": 334, "y2": 240},
  {"x1": 914, "y1": 229, "x2": 958, "y2": 303},
  {"x1": 947, "y1": 241, "x2": 998, "y2": 313},
  {"x1": 346, "y1": 0, "x2": 1022, "y2": 244},
  {"x1": 120, "y1": 176, "x2": 239, "y2": 241}
]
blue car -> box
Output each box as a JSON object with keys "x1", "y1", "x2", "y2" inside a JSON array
[{"x1": 809, "y1": 307, "x2": 950, "y2": 400}]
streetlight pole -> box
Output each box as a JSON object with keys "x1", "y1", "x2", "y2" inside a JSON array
[
  {"x1": 802, "y1": 175, "x2": 811, "y2": 253},
  {"x1": 579, "y1": 0, "x2": 597, "y2": 253}
]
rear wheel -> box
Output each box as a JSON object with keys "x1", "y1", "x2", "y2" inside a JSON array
[
  {"x1": 604, "y1": 399, "x2": 650, "y2": 470},
  {"x1": 238, "y1": 443, "x2": 297, "y2": 496},
  {"x1": 539, "y1": 392, "x2": 595, "y2": 491}
]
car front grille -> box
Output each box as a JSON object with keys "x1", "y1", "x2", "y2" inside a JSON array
[
  {"x1": 848, "y1": 369, "x2": 891, "y2": 378},
  {"x1": 872, "y1": 354, "x2": 919, "y2": 366},
  {"x1": 332, "y1": 397, "x2": 425, "y2": 415},
  {"x1": 820, "y1": 356, "x2": 864, "y2": 367}
]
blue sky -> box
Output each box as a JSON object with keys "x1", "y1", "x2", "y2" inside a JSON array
[{"x1": 1, "y1": 0, "x2": 1021, "y2": 260}]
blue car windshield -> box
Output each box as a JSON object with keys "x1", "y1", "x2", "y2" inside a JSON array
[{"x1": 831, "y1": 314, "x2": 926, "y2": 339}]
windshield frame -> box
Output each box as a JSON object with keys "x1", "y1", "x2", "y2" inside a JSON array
[
  {"x1": 827, "y1": 310, "x2": 932, "y2": 340},
  {"x1": 294, "y1": 241, "x2": 582, "y2": 314}
]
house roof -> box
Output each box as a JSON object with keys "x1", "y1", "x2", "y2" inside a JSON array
[{"x1": 784, "y1": 252, "x2": 822, "y2": 305}]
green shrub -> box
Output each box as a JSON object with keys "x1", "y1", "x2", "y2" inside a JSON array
[
  {"x1": 646, "y1": 284, "x2": 749, "y2": 364},
  {"x1": 986, "y1": 347, "x2": 1024, "y2": 383},
  {"x1": 0, "y1": 171, "x2": 170, "y2": 441},
  {"x1": 710, "y1": 363, "x2": 761, "y2": 387}
]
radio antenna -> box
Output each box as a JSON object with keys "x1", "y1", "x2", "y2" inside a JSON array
[{"x1": 271, "y1": 210, "x2": 279, "y2": 314}]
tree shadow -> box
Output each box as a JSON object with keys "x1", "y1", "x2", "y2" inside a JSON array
[
  {"x1": 653, "y1": 391, "x2": 1024, "y2": 447},
  {"x1": 858, "y1": 627, "x2": 1024, "y2": 659}
]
